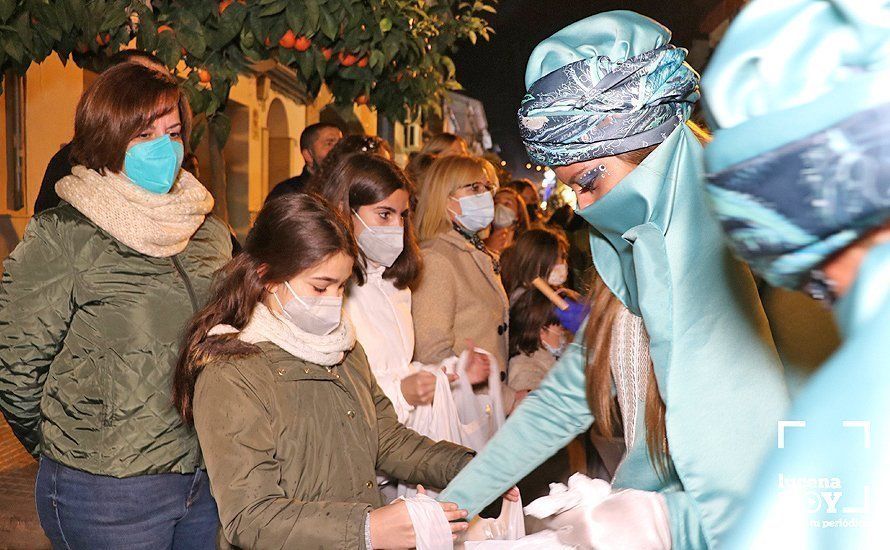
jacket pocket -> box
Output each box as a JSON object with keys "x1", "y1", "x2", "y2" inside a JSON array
[{"x1": 98, "y1": 352, "x2": 119, "y2": 428}]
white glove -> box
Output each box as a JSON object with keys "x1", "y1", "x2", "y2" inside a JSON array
[{"x1": 547, "y1": 489, "x2": 672, "y2": 550}]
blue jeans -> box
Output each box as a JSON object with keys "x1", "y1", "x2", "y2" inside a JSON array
[{"x1": 35, "y1": 456, "x2": 218, "y2": 550}]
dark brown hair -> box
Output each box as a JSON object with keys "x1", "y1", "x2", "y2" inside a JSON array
[
  {"x1": 71, "y1": 62, "x2": 191, "y2": 174},
  {"x1": 583, "y1": 144, "x2": 668, "y2": 476},
  {"x1": 405, "y1": 152, "x2": 438, "y2": 188},
  {"x1": 173, "y1": 192, "x2": 358, "y2": 424},
  {"x1": 508, "y1": 290, "x2": 559, "y2": 358},
  {"x1": 299, "y1": 122, "x2": 342, "y2": 151},
  {"x1": 499, "y1": 228, "x2": 568, "y2": 298},
  {"x1": 311, "y1": 153, "x2": 422, "y2": 289}
]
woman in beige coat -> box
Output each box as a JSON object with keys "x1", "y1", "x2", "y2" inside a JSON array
[{"x1": 413, "y1": 155, "x2": 510, "y2": 382}]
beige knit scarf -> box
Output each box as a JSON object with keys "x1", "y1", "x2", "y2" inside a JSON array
[
  {"x1": 209, "y1": 303, "x2": 356, "y2": 367},
  {"x1": 56, "y1": 165, "x2": 214, "y2": 258}
]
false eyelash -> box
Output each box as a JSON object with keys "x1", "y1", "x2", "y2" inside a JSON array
[{"x1": 577, "y1": 164, "x2": 607, "y2": 191}]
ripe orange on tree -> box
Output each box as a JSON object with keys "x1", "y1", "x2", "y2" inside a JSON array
[
  {"x1": 294, "y1": 36, "x2": 312, "y2": 52},
  {"x1": 355, "y1": 94, "x2": 370, "y2": 105},
  {"x1": 357, "y1": 56, "x2": 368, "y2": 68},
  {"x1": 279, "y1": 30, "x2": 296, "y2": 49},
  {"x1": 338, "y1": 51, "x2": 358, "y2": 66},
  {"x1": 322, "y1": 47, "x2": 333, "y2": 60},
  {"x1": 197, "y1": 68, "x2": 212, "y2": 83},
  {"x1": 157, "y1": 25, "x2": 174, "y2": 34}
]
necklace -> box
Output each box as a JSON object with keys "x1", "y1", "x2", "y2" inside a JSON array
[{"x1": 453, "y1": 223, "x2": 500, "y2": 274}]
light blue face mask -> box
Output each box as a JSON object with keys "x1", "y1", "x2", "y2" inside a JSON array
[
  {"x1": 449, "y1": 191, "x2": 495, "y2": 233},
  {"x1": 124, "y1": 135, "x2": 185, "y2": 194}
]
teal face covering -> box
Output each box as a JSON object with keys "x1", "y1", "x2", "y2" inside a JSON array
[{"x1": 124, "y1": 135, "x2": 185, "y2": 194}]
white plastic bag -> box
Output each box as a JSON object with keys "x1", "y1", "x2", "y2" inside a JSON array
[
  {"x1": 449, "y1": 348, "x2": 506, "y2": 452},
  {"x1": 464, "y1": 495, "x2": 526, "y2": 542},
  {"x1": 399, "y1": 367, "x2": 465, "y2": 498},
  {"x1": 400, "y1": 493, "x2": 454, "y2": 550}
]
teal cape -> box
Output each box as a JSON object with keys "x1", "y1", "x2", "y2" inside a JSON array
[
  {"x1": 440, "y1": 125, "x2": 790, "y2": 548},
  {"x1": 727, "y1": 240, "x2": 890, "y2": 548}
]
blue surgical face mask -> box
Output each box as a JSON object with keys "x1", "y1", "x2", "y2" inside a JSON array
[
  {"x1": 124, "y1": 135, "x2": 185, "y2": 194},
  {"x1": 449, "y1": 191, "x2": 495, "y2": 233}
]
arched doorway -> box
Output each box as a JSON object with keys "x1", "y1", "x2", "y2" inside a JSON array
[{"x1": 266, "y1": 98, "x2": 292, "y2": 194}]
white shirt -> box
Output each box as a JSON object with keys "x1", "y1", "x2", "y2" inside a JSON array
[{"x1": 345, "y1": 264, "x2": 416, "y2": 422}]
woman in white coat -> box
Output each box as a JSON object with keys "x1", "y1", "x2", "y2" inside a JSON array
[{"x1": 313, "y1": 153, "x2": 492, "y2": 491}]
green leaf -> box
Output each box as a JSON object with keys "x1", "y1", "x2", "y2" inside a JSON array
[
  {"x1": 3, "y1": 35, "x2": 24, "y2": 62},
  {"x1": 369, "y1": 49, "x2": 383, "y2": 70},
  {"x1": 0, "y1": 0, "x2": 14, "y2": 22},
  {"x1": 101, "y1": 5, "x2": 129, "y2": 30},
  {"x1": 313, "y1": 47, "x2": 327, "y2": 79},
  {"x1": 190, "y1": 116, "x2": 208, "y2": 149},
  {"x1": 258, "y1": 0, "x2": 286, "y2": 17},
  {"x1": 177, "y1": 10, "x2": 207, "y2": 56},
  {"x1": 304, "y1": 0, "x2": 320, "y2": 33},
  {"x1": 441, "y1": 55, "x2": 455, "y2": 79},
  {"x1": 320, "y1": 9, "x2": 337, "y2": 40},
  {"x1": 379, "y1": 17, "x2": 392, "y2": 33},
  {"x1": 285, "y1": 2, "x2": 304, "y2": 35},
  {"x1": 210, "y1": 112, "x2": 231, "y2": 148},
  {"x1": 468, "y1": 30, "x2": 477, "y2": 44},
  {"x1": 13, "y1": 13, "x2": 33, "y2": 53},
  {"x1": 298, "y1": 48, "x2": 313, "y2": 79}
]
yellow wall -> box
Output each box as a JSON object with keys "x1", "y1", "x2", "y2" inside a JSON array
[{"x1": 0, "y1": 56, "x2": 85, "y2": 238}]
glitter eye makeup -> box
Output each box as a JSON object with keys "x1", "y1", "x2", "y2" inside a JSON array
[{"x1": 575, "y1": 164, "x2": 608, "y2": 192}]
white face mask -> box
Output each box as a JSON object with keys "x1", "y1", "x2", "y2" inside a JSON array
[
  {"x1": 449, "y1": 192, "x2": 495, "y2": 233},
  {"x1": 353, "y1": 210, "x2": 405, "y2": 268},
  {"x1": 542, "y1": 327, "x2": 568, "y2": 358},
  {"x1": 273, "y1": 281, "x2": 343, "y2": 336},
  {"x1": 492, "y1": 204, "x2": 518, "y2": 229},
  {"x1": 548, "y1": 263, "x2": 569, "y2": 286}
]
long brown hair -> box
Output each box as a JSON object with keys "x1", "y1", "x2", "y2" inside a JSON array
[
  {"x1": 310, "y1": 153, "x2": 422, "y2": 289},
  {"x1": 499, "y1": 227, "x2": 568, "y2": 298},
  {"x1": 172, "y1": 193, "x2": 358, "y2": 424},
  {"x1": 584, "y1": 144, "x2": 668, "y2": 476}
]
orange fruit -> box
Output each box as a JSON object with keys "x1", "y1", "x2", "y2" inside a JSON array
[
  {"x1": 157, "y1": 24, "x2": 174, "y2": 34},
  {"x1": 197, "y1": 68, "x2": 212, "y2": 83},
  {"x1": 338, "y1": 52, "x2": 358, "y2": 66},
  {"x1": 279, "y1": 30, "x2": 296, "y2": 49},
  {"x1": 355, "y1": 94, "x2": 369, "y2": 105},
  {"x1": 357, "y1": 56, "x2": 368, "y2": 68},
  {"x1": 322, "y1": 47, "x2": 333, "y2": 60},
  {"x1": 294, "y1": 35, "x2": 312, "y2": 52}
]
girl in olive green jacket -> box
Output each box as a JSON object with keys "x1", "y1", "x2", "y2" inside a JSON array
[{"x1": 174, "y1": 193, "x2": 474, "y2": 549}]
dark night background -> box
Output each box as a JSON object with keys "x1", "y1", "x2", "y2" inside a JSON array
[{"x1": 451, "y1": 0, "x2": 727, "y2": 180}]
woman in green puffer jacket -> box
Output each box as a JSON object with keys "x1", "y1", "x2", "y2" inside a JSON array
[{"x1": 0, "y1": 62, "x2": 231, "y2": 549}]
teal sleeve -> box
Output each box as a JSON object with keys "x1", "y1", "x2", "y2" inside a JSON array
[
  {"x1": 439, "y1": 337, "x2": 593, "y2": 517},
  {"x1": 664, "y1": 491, "x2": 709, "y2": 550}
]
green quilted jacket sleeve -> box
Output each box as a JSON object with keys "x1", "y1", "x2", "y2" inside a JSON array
[
  {"x1": 0, "y1": 212, "x2": 79, "y2": 455},
  {"x1": 372, "y1": 370, "x2": 475, "y2": 491}
]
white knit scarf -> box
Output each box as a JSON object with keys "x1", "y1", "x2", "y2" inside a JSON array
[
  {"x1": 209, "y1": 303, "x2": 356, "y2": 366},
  {"x1": 56, "y1": 165, "x2": 214, "y2": 258}
]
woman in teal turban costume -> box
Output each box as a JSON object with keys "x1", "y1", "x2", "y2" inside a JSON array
[
  {"x1": 439, "y1": 10, "x2": 789, "y2": 549},
  {"x1": 703, "y1": 0, "x2": 890, "y2": 547}
]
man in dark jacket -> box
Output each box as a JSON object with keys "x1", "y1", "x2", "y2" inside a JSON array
[{"x1": 266, "y1": 122, "x2": 342, "y2": 200}]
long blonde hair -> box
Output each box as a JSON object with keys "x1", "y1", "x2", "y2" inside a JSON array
[
  {"x1": 583, "y1": 144, "x2": 669, "y2": 476},
  {"x1": 415, "y1": 155, "x2": 499, "y2": 241}
]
